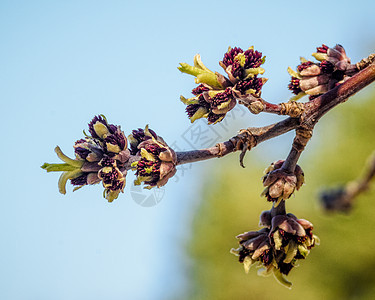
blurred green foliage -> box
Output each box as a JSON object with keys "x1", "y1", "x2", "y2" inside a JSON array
[{"x1": 187, "y1": 86, "x2": 375, "y2": 300}]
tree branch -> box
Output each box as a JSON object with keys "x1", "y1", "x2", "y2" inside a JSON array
[
  {"x1": 176, "y1": 61, "x2": 375, "y2": 166},
  {"x1": 321, "y1": 151, "x2": 375, "y2": 212}
]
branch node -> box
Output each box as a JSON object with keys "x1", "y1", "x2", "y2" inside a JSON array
[
  {"x1": 215, "y1": 142, "x2": 225, "y2": 157},
  {"x1": 236, "y1": 93, "x2": 265, "y2": 115},
  {"x1": 280, "y1": 102, "x2": 305, "y2": 118},
  {"x1": 293, "y1": 126, "x2": 313, "y2": 152},
  {"x1": 231, "y1": 129, "x2": 258, "y2": 168},
  {"x1": 356, "y1": 53, "x2": 375, "y2": 71}
]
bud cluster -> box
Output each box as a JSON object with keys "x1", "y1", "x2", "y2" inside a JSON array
[
  {"x1": 48, "y1": 115, "x2": 131, "y2": 202},
  {"x1": 41, "y1": 116, "x2": 177, "y2": 202},
  {"x1": 261, "y1": 160, "x2": 304, "y2": 205},
  {"x1": 77, "y1": 116, "x2": 130, "y2": 201},
  {"x1": 288, "y1": 44, "x2": 354, "y2": 100},
  {"x1": 129, "y1": 126, "x2": 177, "y2": 189},
  {"x1": 179, "y1": 46, "x2": 267, "y2": 124},
  {"x1": 231, "y1": 211, "x2": 319, "y2": 288}
]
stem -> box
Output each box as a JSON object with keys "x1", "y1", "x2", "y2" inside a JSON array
[
  {"x1": 41, "y1": 162, "x2": 78, "y2": 172},
  {"x1": 347, "y1": 151, "x2": 375, "y2": 198},
  {"x1": 282, "y1": 126, "x2": 313, "y2": 173},
  {"x1": 270, "y1": 200, "x2": 286, "y2": 217},
  {"x1": 238, "y1": 94, "x2": 283, "y2": 115},
  {"x1": 321, "y1": 151, "x2": 375, "y2": 212},
  {"x1": 176, "y1": 118, "x2": 300, "y2": 165},
  {"x1": 263, "y1": 101, "x2": 282, "y2": 114},
  {"x1": 281, "y1": 148, "x2": 301, "y2": 173}
]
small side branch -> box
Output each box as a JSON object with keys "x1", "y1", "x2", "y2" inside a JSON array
[
  {"x1": 176, "y1": 118, "x2": 300, "y2": 166},
  {"x1": 237, "y1": 94, "x2": 305, "y2": 118},
  {"x1": 321, "y1": 151, "x2": 375, "y2": 212}
]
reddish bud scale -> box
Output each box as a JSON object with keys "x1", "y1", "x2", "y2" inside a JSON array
[
  {"x1": 243, "y1": 49, "x2": 263, "y2": 69},
  {"x1": 75, "y1": 138, "x2": 86, "y2": 145},
  {"x1": 231, "y1": 61, "x2": 243, "y2": 78},
  {"x1": 145, "y1": 144, "x2": 164, "y2": 155},
  {"x1": 110, "y1": 180, "x2": 124, "y2": 191},
  {"x1": 130, "y1": 128, "x2": 158, "y2": 155},
  {"x1": 185, "y1": 95, "x2": 211, "y2": 118},
  {"x1": 104, "y1": 132, "x2": 126, "y2": 152},
  {"x1": 260, "y1": 249, "x2": 273, "y2": 266},
  {"x1": 135, "y1": 158, "x2": 162, "y2": 184},
  {"x1": 297, "y1": 61, "x2": 314, "y2": 72},
  {"x1": 209, "y1": 88, "x2": 233, "y2": 107},
  {"x1": 71, "y1": 173, "x2": 88, "y2": 186},
  {"x1": 236, "y1": 77, "x2": 264, "y2": 95},
  {"x1": 207, "y1": 113, "x2": 225, "y2": 124},
  {"x1": 100, "y1": 157, "x2": 115, "y2": 167},
  {"x1": 88, "y1": 115, "x2": 116, "y2": 139},
  {"x1": 75, "y1": 146, "x2": 91, "y2": 160},
  {"x1": 296, "y1": 235, "x2": 308, "y2": 243},
  {"x1": 185, "y1": 104, "x2": 201, "y2": 118},
  {"x1": 192, "y1": 84, "x2": 209, "y2": 96},
  {"x1": 131, "y1": 128, "x2": 157, "y2": 142},
  {"x1": 316, "y1": 44, "x2": 328, "y2": 53},
  {"x1": 288, "y1": 77, "x2": 302, "y2": 95},
  {"x1": 320, "y1": 60, "x2": 334, "y2": 74},
  {"x1": 222, "y1": 47, "x2": 244, "y2": 67},
  {"x1": 99, "y1": 167, "x2": 124, "y2": 191}
]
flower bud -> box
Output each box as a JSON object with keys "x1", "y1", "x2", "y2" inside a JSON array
[
  {"x1": 299, "y1": 74, "x2": 330, "y2": 91},
  {"x1": 88, "y1": 115, "x2": 117, "y2": 139},
  {"x1": 183, "y1": 87, "x2": 236, "y2": 124},
  {"x1": 98, "y1": 157, "x2": 126, "y2": 202},
  {"x1": 42, "y1": 115, "x2": 130, "y2": 202},
  {"x1": 288, "y1": 44, "x2": 353, "y2": 101},
  {"x1": 261, "y1": 160, "x2": 304, "y2": 203},
  {"x1": 270, "y1": 214, "x2": 318, "y2": 257},
  {"x1": 312, "y1": 44, "x2": 329, "y2": 61},
  {"x1": 74, "y1": 138, "x2": 104, "y2": 162},
  {"x1": 180, "y1": 46, "x2": 267, "y2": 124},
  {"x1": 220, "y1": 46, "x2": 265, "y2": 83},
  {"x1": 232, "y1": 211, "x2": 318, "y2": 288},
  {"x1": 131, "y1": 126, "x2": 177, "y2": 189},
  {"x1": 231, "y1": 228, "x2": 273, "y2": 274}
]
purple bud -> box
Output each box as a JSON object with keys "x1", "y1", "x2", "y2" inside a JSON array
[
  {"x1": 104, "y1": 130, "x2": 127, "y2": 154},
  {"x1": 222, "y1": 47, "x2": 244, "y2": 67},
  {"x1": 88, "y1": 115, "x2": 116, "y2": 139},
  {"x1": 192, "y1": 84, "x2": 209, "y2": 96},
  {"x1": 71, "y1": 173, "x2": 88, "y2": 186},
  {"x1": 235, "y1": 76, "x2": 264, "y2": 96},
  {"x1": 297, "y1": 61, "x2": 314, "y2": 72},
  {"x1": 316, "y1": 44, "x2": 328, "y2": 54},
  {"x1": 320, "y1": 60, "x2": 334, "y2": 74},
  {"x1": 288, "y1": 77, "x2": 302, "y2": 95},
  {"x1": 243, "y1": 48, "x2": 263, "y2": 69}
]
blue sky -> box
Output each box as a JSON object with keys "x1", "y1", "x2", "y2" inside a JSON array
[{"x1": 1, "y1": 1, "x2": 374, "y2": 299}]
